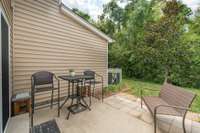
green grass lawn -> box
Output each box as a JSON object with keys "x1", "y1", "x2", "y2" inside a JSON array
[{"x1": 106, "y1": 78, "x2": 200, "y2": 113}]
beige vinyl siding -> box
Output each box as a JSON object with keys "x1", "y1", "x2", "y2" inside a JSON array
[{"x1": 13, "y1": 0, "x2": 108, "y2": 102}]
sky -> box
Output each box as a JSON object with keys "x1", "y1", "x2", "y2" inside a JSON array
[{"x1": 62, "y1": 0, "x2": 200, "y2": 20}]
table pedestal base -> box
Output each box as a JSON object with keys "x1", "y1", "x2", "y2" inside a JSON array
[{"x1": 68, "y1": 104, "x2": 87, "y2": 114}]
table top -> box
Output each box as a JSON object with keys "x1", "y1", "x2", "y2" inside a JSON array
[{"x1": 59, "y1": 75, "x2": 94, "y2": 81}]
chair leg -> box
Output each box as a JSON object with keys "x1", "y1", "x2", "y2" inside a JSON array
[
  {"x1": 66, "y1": 111, "x2": 71, "y2": 120},
  {"x1": 92, "y1": 84, "x2": 95, "y2": 97},
  {"x1": 66, "y1": 98, "x2": 74, "y2": 120},
  {"x1": 30, "y1": 91, "x2": 34, "y2": 133},
  {"x1": 183, "y1": 115, "x2": 186, "y2": 133},
  {"x1": 89, "y1": 95, "x2": 92, "y2": 107},
  {"x1": 88, "y1": 87, "x2": 92, "y2": 107},
  {"x1": 82, "y1": 97, "x2": 91, "y2": 111},
  {"x1": 51, "y1": 90, "x2": 54, "y2": 109},
  {"x1": 58, "y1": 83, "x2": 60, "y2": 117},
  {"x1": 154, "y1": 113, "x2": 157, "y2": 133},
  {"x1": 30, "y1": 112, "x2": 33, "y2": 133},
  {"x1": 30, "y1": 104, "x2": 33, "y2": 133},
  {"x1": 102, "y1": 82, "x2": 104, "y2": 102}
]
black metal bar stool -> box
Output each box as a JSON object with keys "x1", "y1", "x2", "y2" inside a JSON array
[
  {"x1": 30, "y1": 71, "x2": 60, "y2": 133},
  {"x1": 83, "y1": 70, "x2": 104, "y2": 104}
]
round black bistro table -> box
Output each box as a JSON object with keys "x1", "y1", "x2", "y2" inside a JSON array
[{"x1": 58, "y1": 75, "x2": 93, "y2": 119}]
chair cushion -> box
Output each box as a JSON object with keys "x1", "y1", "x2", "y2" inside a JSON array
[{"x1": 142, "y1": 96, "x2": 181, "y2": 116}]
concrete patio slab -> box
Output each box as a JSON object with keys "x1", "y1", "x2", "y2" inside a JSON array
[
  {"x1": 104, "y1": 93, "x2": 200, "y2": 133},
  {"x1": 7, "y1": 93, "x2": 200, "y2": 133},
  {"x1": 7, "y1": 98, "x2": 160, "y2": 133},
  {"x1": 140, "y1": 112, "x2": 154, "y2": 124}
]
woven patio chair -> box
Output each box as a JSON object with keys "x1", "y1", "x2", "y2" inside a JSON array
[
  {"x1": 83, "y1": 70, "x2": 104, "y2": 105},
  {"x1": 30, "y1": 71, "x2": 60, "y2": 133}
]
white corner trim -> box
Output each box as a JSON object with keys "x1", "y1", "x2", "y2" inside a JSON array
[{"x1": 60, "y1": 3, "x2": 113, "y2": 43}]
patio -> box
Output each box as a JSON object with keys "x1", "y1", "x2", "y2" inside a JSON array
[{"x1": 7, "y1": 93, "x2": 200, "y2": 133}]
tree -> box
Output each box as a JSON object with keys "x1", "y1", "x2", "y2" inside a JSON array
[
  {"x1": 101, "y1": 0, "x2": 126, "y2": 31},
  {"x1": 72, "y1": 8, "x2": 91, "y2": 22},
  {"x1": 144, "y1": 0, "x2": 192, "y2": 83},
  {"x1": 191, "y1": 8, "x2": 200, "y2": 36},
  {"x1": 97, "y1": 0, "x2": 163, "y2": 77},
  {"x1": 97, "y1": 0, "x2": 200, "y2": 88}
]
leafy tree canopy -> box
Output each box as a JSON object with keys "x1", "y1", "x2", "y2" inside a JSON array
[
  {"x1": 96, "y1": 0, "x2": 200, "y2": 88},
  {"x1": 72, "y1": 8, "x2": 91, "y2": 22}
]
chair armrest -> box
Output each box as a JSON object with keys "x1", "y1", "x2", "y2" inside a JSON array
[
  {"x1": 154, "y1": 104, "x2": 191, "y2": 115},
  {"x1": 54, "y1": 75, "x2": 59, "y2": 81}
]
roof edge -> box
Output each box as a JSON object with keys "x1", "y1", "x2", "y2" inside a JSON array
[{"x1": 59, "y1": 3, "x2": 113, "y2": 43}]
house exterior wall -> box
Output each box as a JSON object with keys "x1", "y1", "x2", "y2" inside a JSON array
[{"x1": 13, "y1": 0, "x2": 108, "y2": 103}]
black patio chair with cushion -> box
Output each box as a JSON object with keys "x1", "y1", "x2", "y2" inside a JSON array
[
  {"x1": 83, "y1": 70, "x2": 104, "y2": 105},
  {"x1": 30, "y1": 71, "x2": 60, "y2": 133}
]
